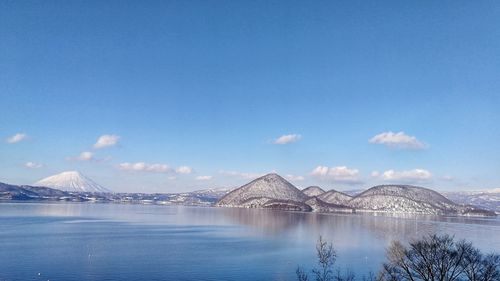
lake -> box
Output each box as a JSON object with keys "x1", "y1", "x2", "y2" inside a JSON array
[{"x1": 0, "y1": 203, "x2": 499, "y2": 281}]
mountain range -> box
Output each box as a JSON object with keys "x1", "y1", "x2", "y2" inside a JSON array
[
  {"x1": 0, "y1": 181, "x2": 82, "y2": 201},
  {"x1": 217, "y1": 173, "x2": 496, "y2": 216},
  {"x1": 444, "y1": 189, "x2": 500, "y2": 213},
  {"x1": 1, "y1": 171, "x2": 498, "y2": 216},
  {"x1": 0, "y1": 180, "x2": 229, "y2": 206}
]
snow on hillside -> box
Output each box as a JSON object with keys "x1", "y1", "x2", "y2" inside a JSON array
[
  {"x1": 35, "y1": 171, "x2": 110, "y2": 193},
  {"x1": 350, "y1": 195, "x2": 448, "y2": 214},
  {"x1": 302, "y1": 186, "x2": 325, "y2": 197},
  {"x1": 350, "y1": 185, "x2": 463, "y2": 214},
  {"x1": 357, "y1": 185, "x2": 454, "y2": 204},
  {"x1": 190, "y1": 187, "x2": 232, "y2": 197},
  {"x1": 318, "y1": 190, "x2": 352, "y2": 205},
  {"x1": 217, "y1": 175, "x2": 495, "y2": 216},
  {"x1": 217, "y1": 173, "x2": 308, "y2": 207},
  {"x1": 305, "y1": 197, "x2": 354, "y2": 213},
  {"x1": 444, "y1": 189, "x2": 500, "y2": 213}
]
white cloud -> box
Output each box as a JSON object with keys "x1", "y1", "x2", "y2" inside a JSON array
[
  {"x1": 219, "y1": 170, "x2": 264, "y2": 180},
  {"x1": 93, "y1": 134, "x2": 120, "y2": 149},
  {"x1": 6, "y1": 133, "x2": 27, "y2": 144},
  {"x1": 369, "y1": 131, "x2": 426, "y2": 149},
  {"x1": 176, "y1": 166, "x2": 193, "y2": 175},
  {"x1": 372, "y1": 169, "x2": 432, "y2": 183},
  {"x1": 118, "y1": 162, "x2": 194, "y2": 176},
  {"x1": 311, "y1": 166, "x2": 361, "y2": 184},
  {"x1": 77, "y1": 151, "x2": 94, "y2": 161},
  {"x1": 25, "y1": 162, "x2": 43, "y2": 169},
  {"x1": 273, "y1": 134, "x2": 302, "y2": 145},
  {"x1": 118, "y1": 162, "x2": 172, "y2": 173},
  {"x1": 285, "y1": 174, "x2": 305, "y2": 181},
  {"x1": 196, "y1": 175, "x2": 213, "y2": 181}
]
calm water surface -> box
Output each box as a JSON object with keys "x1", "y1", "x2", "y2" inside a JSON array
[{"x1": 0, "y1": 203, "x2": 499, "y2": 281}]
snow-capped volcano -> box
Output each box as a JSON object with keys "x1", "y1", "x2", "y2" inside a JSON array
[{"x1": 34, "y1": 171, "x2": 110, "y2": 193}]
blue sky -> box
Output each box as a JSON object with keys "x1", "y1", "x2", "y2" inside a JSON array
[{"x1": 1, "y1": 0, "x2": 499, "y2": 192}]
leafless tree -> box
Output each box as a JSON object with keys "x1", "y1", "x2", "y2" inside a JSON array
[
  {"x1": 298, "y1": 234, "x2": 498, "y2": 281},
  {"x1": 297, "y1": 236, "x2": 356, "y2": 281},
  {"x1": 312, "y1": 236, "x2": 337, "y2": 281},
  {"x1": 361, "y1": 272, "x2": 378, "y2": 281},
  {"x1": 297, "y1": 267, "x2": 309, "y2": 281},
  {"x1": 481, "y1": 254, "x2": 500, "y2": 281},
  {"x1": 334, "y1": 269, "x2": 355, "y2": 281},
  {"x1": 379, "y1": 234, "x2": 500, "y2": 281}
]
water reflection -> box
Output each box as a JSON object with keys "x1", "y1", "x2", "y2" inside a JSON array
[
  {"x1": 0, "y1": 203, "x2": 499, "y2": 281},
  {"x1": 2, "y1": 202, "x2": 499, "y2": 251},
  {"x1": 215, "y1": 207, "x2": 499, "y2": 251}
]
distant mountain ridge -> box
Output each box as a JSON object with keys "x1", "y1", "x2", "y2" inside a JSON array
[
  {"x1": 0, "y1": 181, "x2": 229, "y2": 205},
  {"x1": 217, "y1": 174, "x2": 496, "y2": 216},
  {"x1": 0, "y1": 182, "x2": 78, "y2": 201},
  {"x1": 35, "y1": 171, "x2": 110, "y2": 193},
  {"x1": 2, "y1": 172, "x2": 497, "y2": 216},
  {"x1": 444, "y1": 189, "x2": 500, "y2": 213}
]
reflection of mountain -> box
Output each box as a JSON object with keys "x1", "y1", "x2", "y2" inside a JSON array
[
  {"x1": 216, "y1": 205, "x2": 498, "y2": 254},
  {"x1": 217, "y1": 174, "x2": 496, "y2": 216},
  {"x1": 217, "y1": 206, "x2": 445, "y2": 243},
  {"x1": 217, "y1": 207, "x2": 307, "y2": 235}
]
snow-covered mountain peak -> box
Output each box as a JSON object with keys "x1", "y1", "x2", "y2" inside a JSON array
[
  {"x1": 217, "y1": 173, "x2": 308, "y2": 207},
  {"x1": 260, "y1": 173, "x2": 282, "y2": 180},
  {"x1": 58, "y1": 171, "x2": 82, "y2": 177},
  {"x1": 302, "y1": 186, "x2": 326, "y2": 197},
  {"x1": 34, "y1": 171, "x2": 110, "y2": 193}
]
